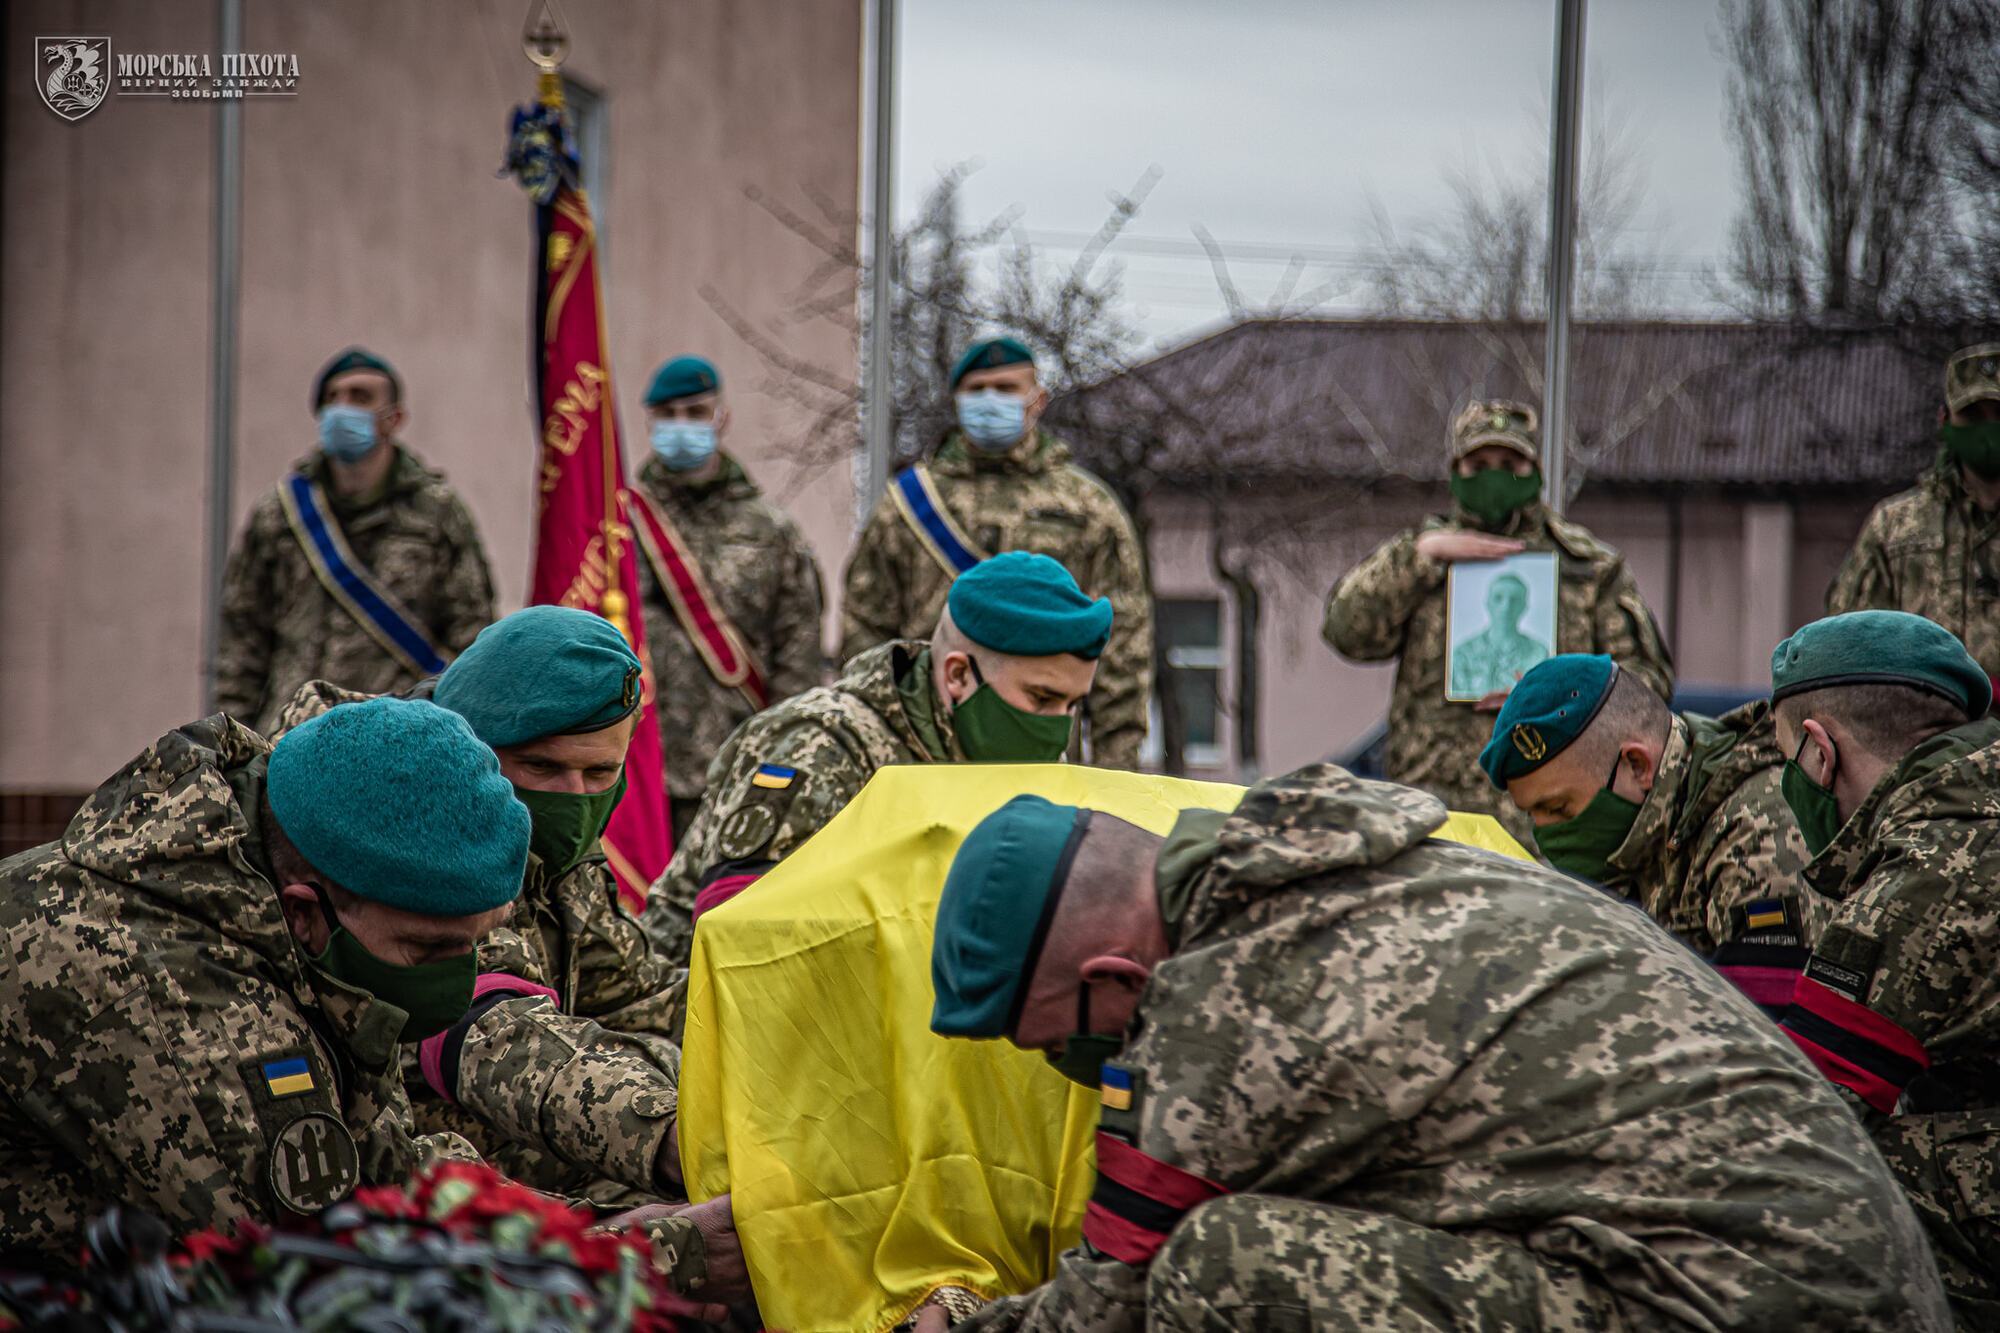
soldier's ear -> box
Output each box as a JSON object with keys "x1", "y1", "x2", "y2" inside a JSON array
[
  {"x1": 278, "y1": 882, "x2": 329, "y2": 951},
  {"x1": 381, "y1": 400, "x2": 408, "y2": 437}
]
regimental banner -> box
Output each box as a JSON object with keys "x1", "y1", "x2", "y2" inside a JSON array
[{"x1": 509, "y1": 81, "x2": 671, "y2": 912}]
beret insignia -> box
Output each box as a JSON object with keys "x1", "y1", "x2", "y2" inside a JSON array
[{"x1": 1512, "y1": 724, "x2": 1547, "y2": 762}]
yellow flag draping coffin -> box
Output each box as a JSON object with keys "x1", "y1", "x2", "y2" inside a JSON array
[{"x1": 677, "y1": 764, "x2": 1532, "y2": 1333}]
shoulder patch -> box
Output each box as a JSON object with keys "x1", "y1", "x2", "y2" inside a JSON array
[
  {"x1": 751, "y1": 763, "x2": 796, "y2": 790},
  {"x1": 268, "y1": 1112, "x2": 360, "y2": 1216},
  {"x1": 260, "y1": 1055, "x2": 316, "y2": 1099},
  {"x1": 717, "y1": 802, "x2": 781, "y2": 860},
  {"x1": 1097, "y1": 1062, "x2": 1145, "y2": 1142}
]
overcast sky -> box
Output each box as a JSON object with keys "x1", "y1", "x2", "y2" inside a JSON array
[{"x1": 897, "y1": 0, "x2": 1739, "y2": 347}]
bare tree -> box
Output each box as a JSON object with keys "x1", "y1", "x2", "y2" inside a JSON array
[{"x1": 1720, "y1": 0, "x2": 1971, "y2": 325}]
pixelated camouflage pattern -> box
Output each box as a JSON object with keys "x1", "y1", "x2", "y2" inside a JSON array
[
  {"x1": 634, "y1": 454, "x2": 826, "y2": 803},
  {"x1": 0, "y1": 716, "x2": 477, "y2": 1261},
  {"x1": 268, "y1": 680, "x2": 687, "y2": 1208},
  {"x1": 1450, "y1": 397, "x2": 1541, "y2": 463},
  {"x1": 1602, "y1": 702, "x2": 1827, "y2": 954},
  {"x1": 1944, "y1": 342, "x2": 2000, "y2": 414},
  {"x1": 647, "y1": 640, "x2": 961, "y2": 968},
  {"x1": 1323, "y1": 501, "x2": 1675, "y2": 844},
  {"x1": 1827, "y1": 450, "x2": 2000, "y2": 680},
  {"x1": 840, "y1": 431, "x2": 1152, "y2": 769},
  {"x1": 215, "y1": 447, "x2": 496, "y2": 734},
  {"x1": 960, "y1": 763, "x2": 1949, "y2": 1331},
  {"x1": 1794, "y1": 715, "x2": 2000, "y2": 1319}
]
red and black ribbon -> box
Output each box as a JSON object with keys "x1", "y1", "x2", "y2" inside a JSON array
[
  {"x1": 1779, "y1": 977, "x2": 1929, "y2": 1114},
  {"x1": 1080, "y1": 1133, "x2": 1227, "y2": 1265}
]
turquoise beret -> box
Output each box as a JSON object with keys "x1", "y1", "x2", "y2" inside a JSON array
[
  {"x1": 1771, "y1": 610, "x2": 1990, "y2": 717},
  {"x1": 433, "y1": 606, "x2": 643, "y2": 748},
  {"x1": 950, "y1": 336, "x2": 1035, "y2": 389},
  {"x1": 645, "y1": 355, "x2": 721, "y2": 406},
  {"x1": 948, "y1": 552, "x2": 1113, "y2": 660},
  {"x1": 931, "y1": 795, "x2": 1089, "y2": 1038},
  {"x1": 1478, "y1": 654, "x2": 1618, "y2": 788},
  {"x1": 267, "y1": 697, "x2": 529, "y2": 916},
  {"x1": 312, "y1": 346, "x2": 400, "y2": 409}
]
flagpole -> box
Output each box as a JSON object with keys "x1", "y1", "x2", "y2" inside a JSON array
[
  {"x1": 1541, "y1": 0, "x2": 1585, "y2": 515},
  {"x1": 861, "y1": 0, "x2": 898, "y2": 512},
  {"x1": 202, "y1": 0, "x2": 243, "y2": 712}
]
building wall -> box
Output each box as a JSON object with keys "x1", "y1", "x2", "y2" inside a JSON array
[
  {"x1": 1, "y1": 1, "x2": 864, "y2": 791},
  {"x1": 1146, "y1": 484, "x2": 1889, "y2": 782}
]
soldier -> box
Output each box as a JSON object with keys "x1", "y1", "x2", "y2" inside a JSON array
[
  {"x1": 632, "y1": 355, "x2": 825, "y2": 839},
  {"x1": 1480, "y1": 653, "x2": 1823, "y2": 1014},
  {"x1": 1324, "y1": 398, "x2": 1674, "y2": 841},
  {"x1": 215, "y1": 347, "x2": 496, "y2": 735},
  {"x1": 840, "y1": 336, "x2": 1152, "y2": 768},
  {"x1": 1828, "y1": 341, "x2": 2000, "y2": 684},
  {"x1": 1767, "y1": 610, "x2": 2000, "y2": 1320},
  {"x1": 0, "y1": 698, "x2": 533, "y2": 1259},
  {"x1": 651, "y1": 552, "x2": 1110, "y2": 967},
  {"x1": 915, "y1": 766, "x2": 1949, "y2": 1331}
]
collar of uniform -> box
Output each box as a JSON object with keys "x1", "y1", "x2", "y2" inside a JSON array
[
  {"x1": 1153, "y1": 807, "x2": 1230, "y2": 949},
  {"x1": 301, "y1": 444, "x2": 425, "y2": 518},
  {"x1": 1802, "y1": 715, "x2": 2000, "y2": 898},
  {"x1": 302, "y1": 965, "x2": 412, "y2": 1073},
  {"x1": 1604, "y1": 713, "x2": 1691, "y2": 888},
  {"x1": 931, "y1": 428, "x2": 1065, "y2": 477},
  {"x1": 893, "y1": 645, "x2": 965, "y2": 761},
  {"x1": 638, "y1": 451, "x2": 750, "y2": 503}
]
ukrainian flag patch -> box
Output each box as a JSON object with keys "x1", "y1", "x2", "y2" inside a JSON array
[
  {"x1": 1745, "y1": 898, "x2": 1788, "y2": 931},
  {"x1": 1100, "y1": 1063, "x2": 1134, "y2": 1112},
  {"x1": 261, "y1": 1056, "x2": 315, "y2": 1099},
  {"x1": 751, "y1": 764, "x2": 797, "y2": 790}
]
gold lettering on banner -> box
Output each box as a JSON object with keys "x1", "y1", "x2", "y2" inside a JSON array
[{"x1": 541, "y1": 361, "x2": 606, "y2": 459}]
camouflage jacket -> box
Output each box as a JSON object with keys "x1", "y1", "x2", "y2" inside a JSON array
[
  {"x1": 647, "y1": 640, "x2": 963, "y2": 968},
  {"x1": 962, "y1": 764, "x2": 1947, "y2": 1331},
  {"x1": 1323, "y1": 500, "x2": 1674, "y2": 842},
  {"x1": 1828, "y1": 450, "x2": 2000, "y2": 679},
  {"x1": 0, "y1": 717, "x2": 472, "y2": 1262},
  {"x1": 269, "y1": 681, "x2": 685, "y2": 1208},
  {"x1": 1780, "y1": 716, "x2": 2000, "y2": 1317},
  {"x1": 634, "y1": 454, "x2": 826, "y2": 803},
  {"x1": 1602, "y1": 702, "x2": 1825, "y2": 956},
  {"x1": 839, "y1": 432, "x2": 1152, "y2": 769},
  {"x1": 215, "y1": 447, "x2": 496, "y2": 735}
]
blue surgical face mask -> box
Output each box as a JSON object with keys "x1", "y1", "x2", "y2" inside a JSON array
[
  {"x1": 956, "y1": 391, "x2": 1029, "y2": 451},
  {"x1": 650, "y1": 419, "x2": 718, "y2": 472},
  {"x1": 317, "y1": 404, "x2": 379, "y2": 463}
]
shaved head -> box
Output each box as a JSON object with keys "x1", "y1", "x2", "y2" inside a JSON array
[{"x1": 1504, "y1": 668, "x2": 1671, "y2": 825}]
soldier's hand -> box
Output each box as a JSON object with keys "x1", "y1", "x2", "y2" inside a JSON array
[
  {"x1": 913, "y1": 1309, "x2": 951, "y2": 1333},
  {"x1": 1472, "y1": 688, "x2": 1513, "y2": 713},
  {"x1": 1416, "y1": 531, "x2": 1526, "y2": 564},
  {"x1": 605, "y1": 1194, "x2": 752, "y2": 1305}
]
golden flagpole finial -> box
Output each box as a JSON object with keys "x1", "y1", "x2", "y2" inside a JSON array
[{"x1": 522, "y1": 0, "x2": 570, "y2": 107}]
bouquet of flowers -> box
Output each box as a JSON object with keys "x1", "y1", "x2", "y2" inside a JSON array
[{"x1": 0, "y1": 1163, "x2": 713, "y2": 1331}]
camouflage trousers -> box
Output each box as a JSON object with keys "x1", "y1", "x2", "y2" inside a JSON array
[
  {"x1": 1871, "y1": 1109, "x2": 2000, "y2": 1329},
  {"x1": 1147, "y1": 1196, "x2": 1618, "y2": 1333}
]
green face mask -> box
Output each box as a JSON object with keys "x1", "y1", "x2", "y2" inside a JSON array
[
  {"x1": 513, "y1": 770, "x2": 627, "y2": 877},
  {"x1": 1781, "y1": 734, "x2": 1845, "y2": 857},
  {"x1": 1941, "y1": 421, "x2": 2000, "y2": 481},
  {"x1": 1449, "y1": 465, "x2": 1542, "y2": 528},
  {"x1": 1531, "y1": 757, "x2": 1642, "y2": 883},
  {"x1": 305, "y1": 888, "x2": 475, "y2": 1042},
  {"x1": 952, "y1": 661, "x2": 1074, "y2": 763},
  {"x1": 1042, "y1": 983, "x2": 1124, "y2": 1089}
]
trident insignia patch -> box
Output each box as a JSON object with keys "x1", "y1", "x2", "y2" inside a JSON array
[{"x1": 1512, "y1": 724, "x2": 1548, "y2": 761}]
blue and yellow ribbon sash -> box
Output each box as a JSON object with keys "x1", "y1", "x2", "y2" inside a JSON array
[
  {"x1": 890, "y1": 463, "x2": 987, "y2": 578},
  {"x1": 278, "y1": 473, "x2": 448, "y2": 678}
]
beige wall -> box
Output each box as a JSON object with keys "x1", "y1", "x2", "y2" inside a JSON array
[
  {"x1": 1148, "y1": 485, "x2": 1883, "y2": 782},
  {"x1": 2, "y1": 0, "x2": 863, "y2": 789}
]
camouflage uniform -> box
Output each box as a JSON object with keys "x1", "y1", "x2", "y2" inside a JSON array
[
  {"x1": 634, "y1": 453, "x2": 825, "y2": 826},
  {"x1": 1324, "y1": 501, "x2": 1674, "y2": 842},
  {"x1": 1778, "y1": 716, "x2": 2000, "y2": 1322},
  {"x1": 0, "y1": 716, "x2": 476, "y2": 1260},
  {"x1": 270, "y1": 684, "x2": 692, "y2": 1217},
  {"x1": 1601, "y1": 701, "x2": 1827, "y2": 958},
  {"x1": 840, "y1": 432, "x2": 1151, "y2": 769},
  {"x1": 648, "y1": 640, "x2": 962, "y2": 968},
  {"x1": 215, "y1": 447, "x2": 496, "y2": 735},
  {"x1": 1828, "y1": 450, "x2": 2000, "y2": 681},
  {"x1": 958, "y1": 765, "x2": 1949, "y2": 1331}
]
